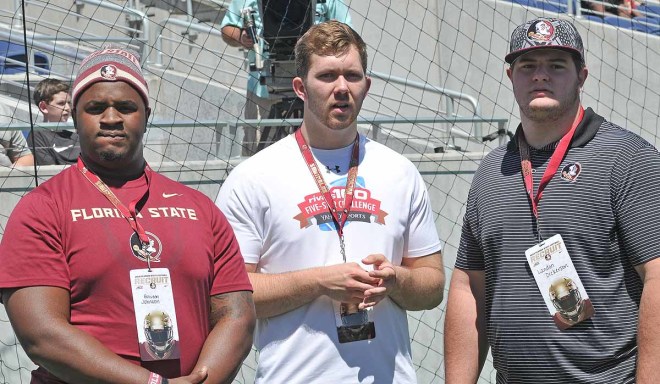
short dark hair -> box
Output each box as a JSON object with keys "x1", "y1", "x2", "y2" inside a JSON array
[
  {"x1": 33, "y1": 78, "x2": 70, "y2": 106},
  {"x1": 294, "y1": 20, "x2": 368, "y2": 79}
]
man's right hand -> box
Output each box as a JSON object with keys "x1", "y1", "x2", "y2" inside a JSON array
[
  {"x1": 246, "y1": 262, "x2": 382, "y2": 318},
  {"x1": 239, "y1": 29, "x2": 255, "y2": 49},
  {"x1": 319, "y1": 262, "x2": 381, "y2": 304},
  {"x1": 221, "y1": 25, "x2": 254, "y2": 50}
]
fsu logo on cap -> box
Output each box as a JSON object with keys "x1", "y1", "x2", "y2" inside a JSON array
[
  {"x1": 100, "y1": 64, "x2": 117, "y2": 80},
  {"x1": 527, "y1": 20, "x2": 554, "y2": 42},
  {"x1": 561, "y1": 162, "x2": 582, "y2": 182}
]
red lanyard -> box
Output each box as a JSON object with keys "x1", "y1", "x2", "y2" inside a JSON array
[
  {"x1": 77, "y1": 158, "x2": 153, "y2": 265},
  {"x1": 518, "y1": 107, "x2": 584, "y2": 219},
  {"x1": 295, "y1": 129, "x2": 359, "y2": 262}
]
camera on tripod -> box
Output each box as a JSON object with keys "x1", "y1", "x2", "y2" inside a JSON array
[
  {"x1": 255, "y1": 0, "x2": 321, "y2": 97},
  {"x1": 239, "y1": 0, "x2": 326, "y2": 151}
]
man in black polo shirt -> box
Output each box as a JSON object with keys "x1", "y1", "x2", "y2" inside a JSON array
[{"x1": 444, "y1": 17, "x2": 660, "y2": 383}]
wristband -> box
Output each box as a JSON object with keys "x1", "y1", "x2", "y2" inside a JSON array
[
  {"x1": 162, "y1": 379, "x2": 169, "y2": 384},
  {"x1": 147, "y1": 372, "x2": 162, "y2": 384}
]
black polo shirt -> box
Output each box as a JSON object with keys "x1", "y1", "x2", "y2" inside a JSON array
[{"x1": 456, "y1": 107, "x2": 660, "y2": 383}]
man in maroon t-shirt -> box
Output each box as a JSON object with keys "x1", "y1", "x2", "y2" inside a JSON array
[{"x1": 0, "y1": 46, "x2": 255, "y2": 384}]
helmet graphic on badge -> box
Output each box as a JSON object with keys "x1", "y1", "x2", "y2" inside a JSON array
[
  {"x1": 549, "y1": 277, "x2": 584, "y2": 322},
  {"x1": 143, "y1": 310, "x2": 175, "y2": 358}
]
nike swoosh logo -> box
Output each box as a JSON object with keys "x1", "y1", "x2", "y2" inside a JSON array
[
  {"x1": 52, "y1": 144, "x2": 74, "y2": 153},
  {"x1": 162, "y1": 193, "x2": 183, "y2": 198}
]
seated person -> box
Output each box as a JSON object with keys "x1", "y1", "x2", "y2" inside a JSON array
[
  {"x1": 0, "y1": 103, "x2": 33, "y2": 167},
  {"x1": 582, "y1": 0, "x2": 640, "y2": 18},
  {"x1": 28, "y1": 78, "x2": 80, "y2": 165}
]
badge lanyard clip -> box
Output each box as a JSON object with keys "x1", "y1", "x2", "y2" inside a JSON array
[
  {"x1": 77, "y1": 158, "x2": 154, "y2": 271},
  {"x1": 518, "y1": 107, "x2": 584, "y2": 242},
  {"x1": 295, "y1": 129, "x2": 359, "y2": 262}
]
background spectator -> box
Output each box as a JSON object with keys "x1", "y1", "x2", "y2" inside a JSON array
[
  {"x1": 28, "y1": 78, "x2": 79, "y2": 165},
  {"x1": 0, "y1": 103, "x2": 34, "y2": 167},
  {"x1": 582, "y1": 0, "x2": 640, "y2": 18}
]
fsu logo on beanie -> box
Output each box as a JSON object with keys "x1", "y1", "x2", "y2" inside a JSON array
[
  {"x1": 100, "y1": 64, "x2": 117, "y2": 80},
  {"x1": 71, "y1": 45, "x2": 149, "y2": 108}
]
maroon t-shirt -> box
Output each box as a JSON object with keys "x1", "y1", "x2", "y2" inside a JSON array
[{"x1": 0, "y1": 166, "x2": 252, "y2": 382}]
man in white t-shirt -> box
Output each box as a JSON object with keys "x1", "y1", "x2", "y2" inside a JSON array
[{"x1": 216, "y1": 20, "x2": 445, "y2": 383}]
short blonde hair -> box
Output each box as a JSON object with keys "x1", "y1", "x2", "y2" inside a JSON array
[{"x1": 294, "y1": 20, "x2": 368, "y2": 79}]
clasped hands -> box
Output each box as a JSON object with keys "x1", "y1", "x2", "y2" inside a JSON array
[{"x1": 321, "y1": 254, "x2": 397, "y2": 310}]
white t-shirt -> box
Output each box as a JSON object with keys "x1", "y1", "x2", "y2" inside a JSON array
[{"x1": 217, "y1": 134, "x2": 441, "y2": 383}]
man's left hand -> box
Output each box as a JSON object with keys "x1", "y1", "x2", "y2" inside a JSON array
[{"x1": 360, "y1": 254, "x2": 397, "y2": 309}]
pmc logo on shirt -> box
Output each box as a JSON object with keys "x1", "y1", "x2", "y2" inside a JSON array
[{"x1": 293, "y1": 176, "x2": 388, "y2": 230}]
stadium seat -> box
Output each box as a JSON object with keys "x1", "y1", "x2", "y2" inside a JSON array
[
  {"x1": 634, "y1": 15, "x2": 660, "y2": 25},
  {"x1": 507, "y1": 0, "x2": 578, "y2": 14},
  {"x1": 509, "y1": 0, "x2": 541, "y2": 8},
  {"x1": 633, "y1": 16, "x2": 660, "y2": 34},
  {"x1": 637, "y1": 3, "x2": 660, "y2": 19},
  {"x1": 603, "y1": 15, "x2": 635, "y2": 29},
  {"x1": 0, "y1": 40, "x2": 50, "y2": 75},
  {"x1": 538, "y1": 0, "x2": 570, "y2": 13},
  {"x1": 538, "y1": 1, "x2": 564, "y2": 13},
  {"x1": 581, "y1": 14, "x2": 605, "y2": 23}
]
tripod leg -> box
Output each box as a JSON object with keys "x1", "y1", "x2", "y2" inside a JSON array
[{"x1": 257, "y1": 100, "x2": 283, "y2": 152}]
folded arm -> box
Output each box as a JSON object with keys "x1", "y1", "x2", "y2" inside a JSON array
[
  {"x1": 635, "y1": 257, "x2": 660, "y2": 384},
  {"x1": 2, "y1": 286, "x2": 168, "y2": 384},
  {"x1": 444, "y1": 268, "x2": 488, "y2": 384},
  {"x1": 192, "y1": 291, "x2": 256, "y2": 384},
  {"x1": 12, "y1": 153, "x2": 34, "y2": 167}
]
